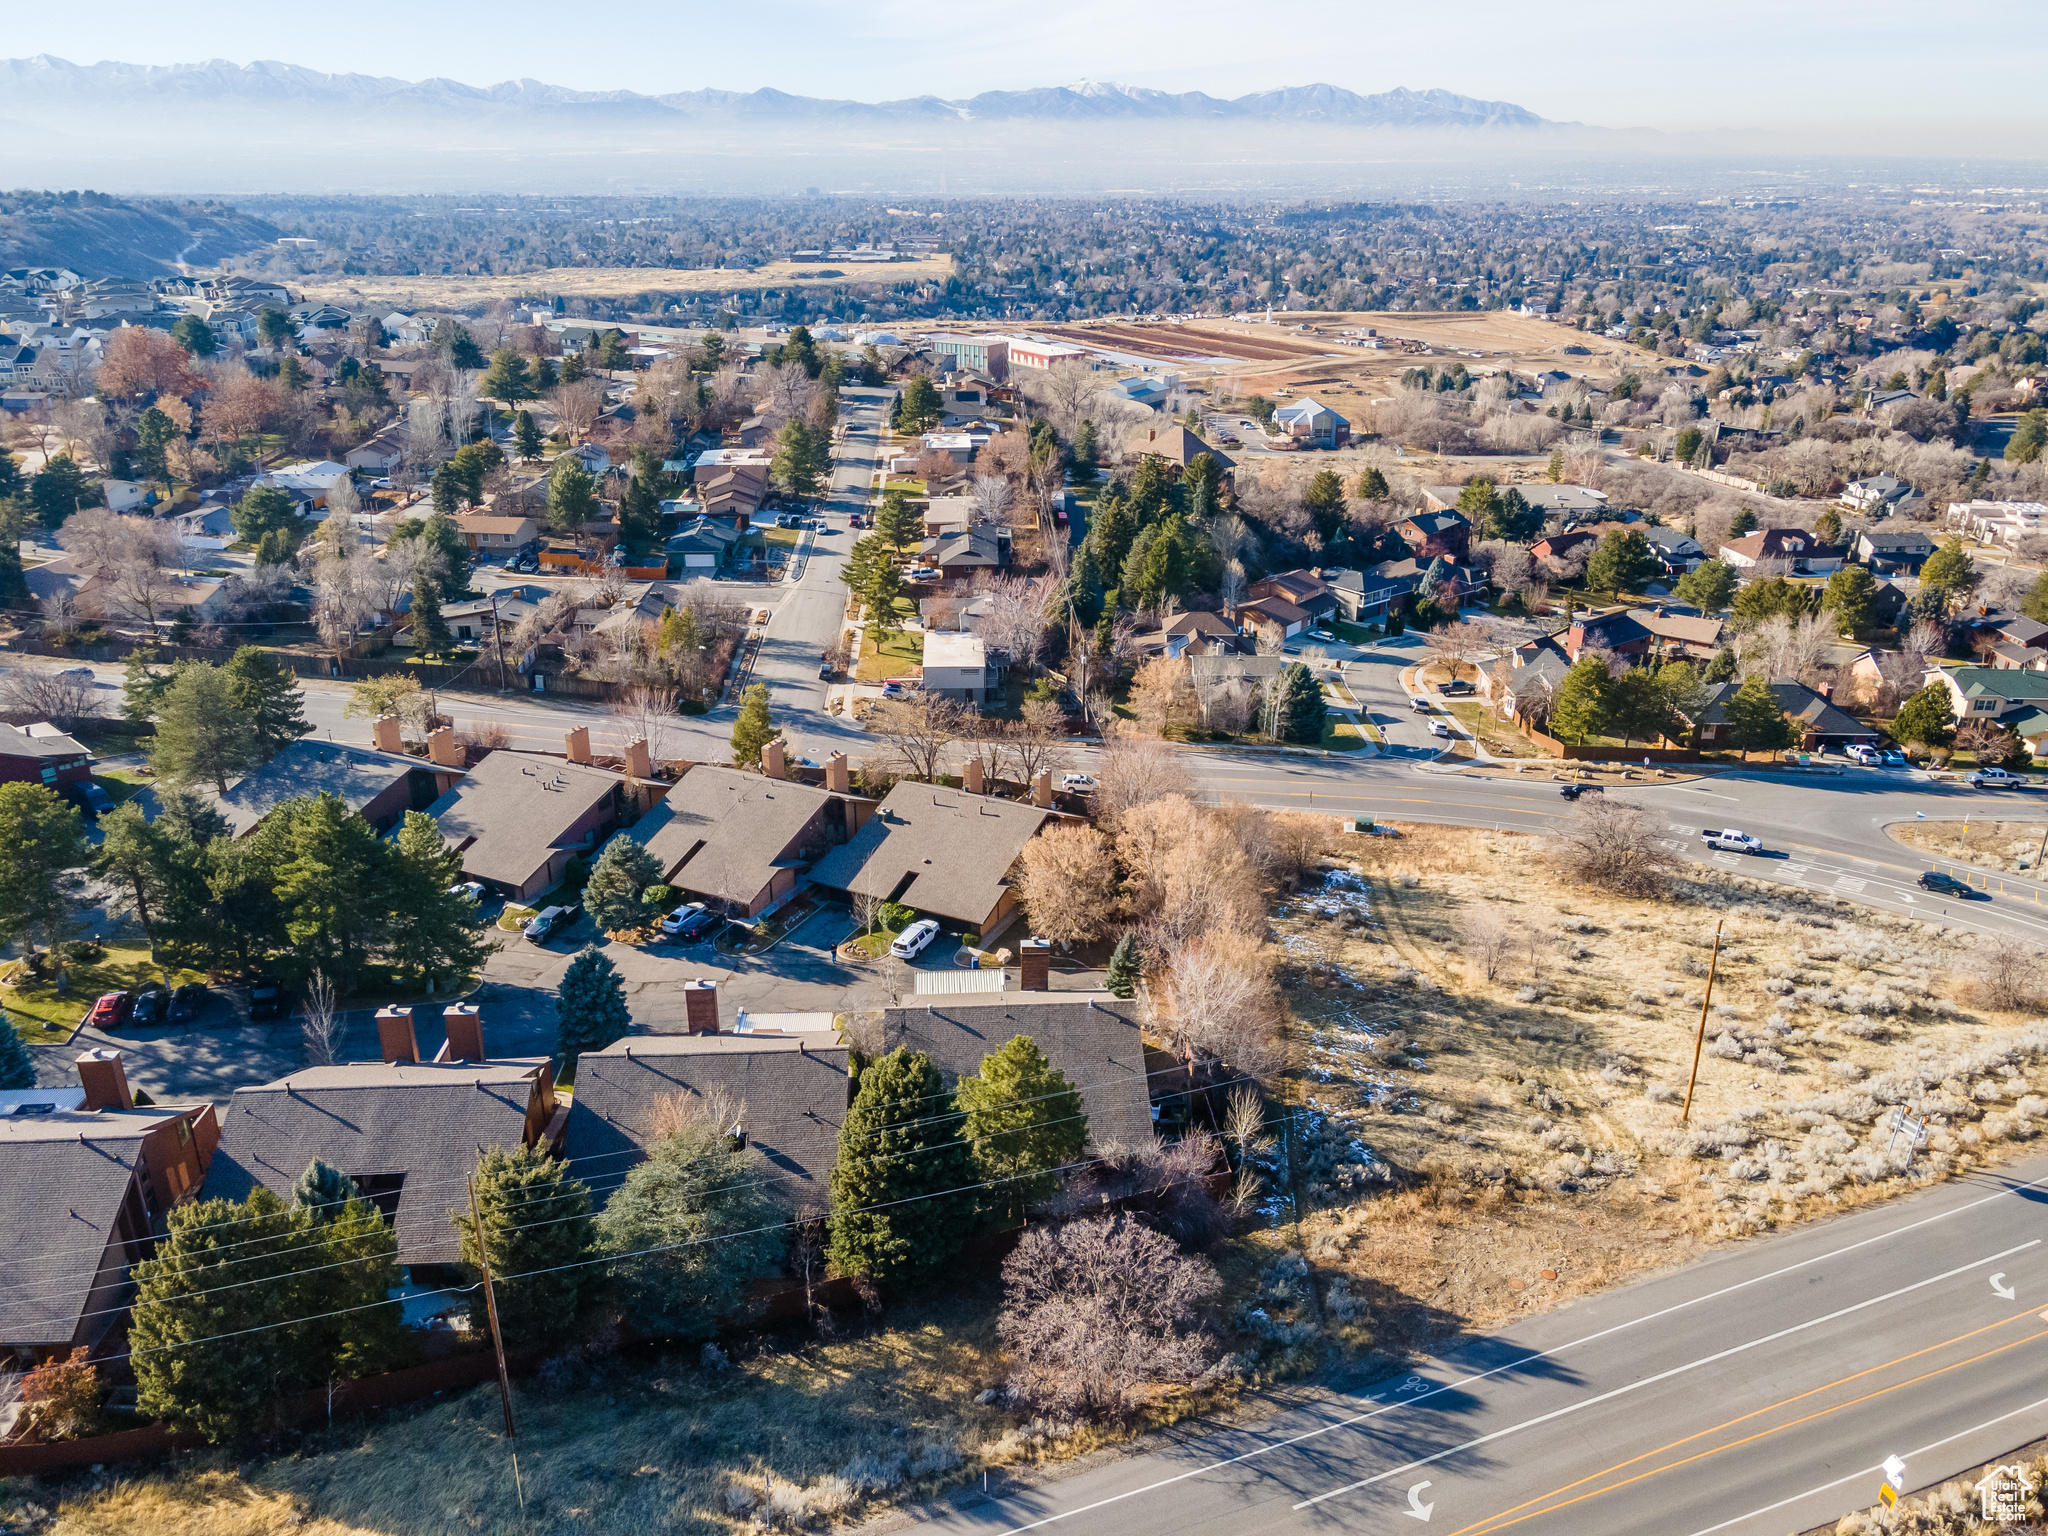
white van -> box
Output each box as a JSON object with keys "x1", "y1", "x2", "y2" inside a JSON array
[{"x1": 889, "y1": 919, "x2": 940, "y2": 960}]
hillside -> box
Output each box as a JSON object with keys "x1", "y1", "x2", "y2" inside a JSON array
[{"x1": 0, "y1": 191, "x2": 278, "y2": 279}]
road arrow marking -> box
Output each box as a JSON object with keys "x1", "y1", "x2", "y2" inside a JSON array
[
  {"x1": 1406, "y1": 1481, "x2": 1434, "y2": 1521},
  {"x1": 1992, "y1": 1273, "x2": 2016, "y2": 1299}
]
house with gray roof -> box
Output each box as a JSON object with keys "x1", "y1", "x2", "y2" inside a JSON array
[
  {"x1": 1692, "y1": 679, "x2": 1878, "y2": 750},
  {"x1": 1852, "y1": 525, "x2": 1937, "y2": 573},
  {"x1": 200, "y1": 1007, "x2": 562, "y2": 1269},
  {"x1": 628, "y1": 765, "x2": 874, "y2": 918},
  {"x1": 809, "y1": 782, "x2": 1051, "y2": 933},
  {"x1": 135, "y1": 737, "x2": 461, "y2": 838},
  {"x1": 0, "y1": 1051, "x2": 219, "y2": 1362},
  {"x1": 0, "y1": 721, "x2": 91, "y2": 792},
  {"x1": 426, "y1": 750, "x2": 635, "y2": 901},
  {"x1": 920, "y1": 526, "x2": 1008, "y2": 579}
]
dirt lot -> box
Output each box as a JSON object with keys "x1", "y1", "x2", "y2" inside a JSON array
[
  {"x1": 1891, "y1": 816, "x2": 2048, "y2": 878},
  {"x1": 1271, "y1": 822, "x2": 2048, "y2": 1347},
  {"x1": 295, "y1": 257, "x2": 954, "y2": 311}
]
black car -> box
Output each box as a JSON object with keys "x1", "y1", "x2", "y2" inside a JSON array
[
  {"x1": 1440, "y1": 680, "x2": 1475, "y2": 696},
  {"x1": 129, "y1": 983, "x2": 167, "y2": 1026},
  {"x1": 247, "y1": 979, "x2": 290, "y2": 1021},
  {"x1": 818, "y1": 661, "x2": 835, "y2": 680},
  {"x1": 65, "y1": 781, "x2": 114, "y2": 819},
  {"x1": 1559, "y1": 783, "x2": 1605, "y2": 801},
  {"x1": 1918, "y1": 871, "x2": 1985, "y2": 899},
  {"x1": 167, "y1": 982, "x2": 207, "y2": 1023}
]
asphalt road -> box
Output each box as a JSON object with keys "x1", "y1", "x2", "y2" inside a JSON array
[{"x1": 901, "y1": 1157, "x2": 2048, "y2": 1536}]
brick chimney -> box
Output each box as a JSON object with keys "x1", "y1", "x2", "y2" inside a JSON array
[
  {"x1": 376, "y1": 1006, "x2": 419, "y2": 1064},
  {"x1": 565, "y1": 726, "x2": 592, "y2": 765},
  {"x1": 371, "y1": 714, "x2": 403, "y2": 753},
  {"x1": 763, "y1": 739, "x2": 787, "y2": 779},
  {"x1": 825, "y1": 753, "x2": 850, "y2": 793},
  {"x1": 427, "y1": 726, "x2": 462, "y2": 768},
  {"x1": 441, "y1": 1004, "x2": 485, "y2": 1063},
  {"x1": 76, "y1": 1049, "x2": 132, "y2": 1111},
  {"x1": 624, "y1": 736, "x2": 652, "y2": 779},
  {"x1": 963, "y1": 757, "x2": 985, "y2": 794},
  {"x1": 1032, "y1": 770, "x2": 1052, "y2": 808},
  {"x1": 1019, "y1": 938, "x2": 1050, "y2": 992},
  {"x1": 684, "y1": 978, "x2": 720, "y2": 1035}
]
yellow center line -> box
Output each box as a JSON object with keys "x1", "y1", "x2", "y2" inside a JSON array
[{"x1": 1438, "y1": 1319, "x2": 2048, "y2": 1536}]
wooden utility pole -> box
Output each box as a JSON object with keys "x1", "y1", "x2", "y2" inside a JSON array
[
  {"x1": 467, "y1": 1174, "x2": 517, "y2": 1439},
  {"x1": 1680, "y1": 920, "x2": 1724, "y2": 1124}
]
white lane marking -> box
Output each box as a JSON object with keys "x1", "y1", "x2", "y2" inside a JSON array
[
  {"x1": 1682, "y1": 1391, "x2": 2048, "y2": 1536},
  {"x1": 1289, "y1": 1239, "x2": 2040, "y2": 1510},
  {"x1": 1668, "y1": 824, "x2": 1696, "y2": 835},
  {"x1": 1781, "y1": 864, "x2": 1811, "y2": 880},
  {"x1": 975, "y1": 1191, "x2": 2048, "y2": 1536},
  {"x1": 1835, "y1": 876, "x2": 1869, "y2": 894}
]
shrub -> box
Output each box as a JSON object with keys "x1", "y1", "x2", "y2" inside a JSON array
[
  {"x1": 878, "y1": 901, "x2": 915, "y2": 931},
  {"x1": 11, "y1": 1348, "x2": 105, "y2": 1443}
]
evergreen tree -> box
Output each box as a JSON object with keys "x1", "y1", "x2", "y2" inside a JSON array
[
  {"x1": 899, "y1": 375, "x2": 942, "y2": 432},
  {"x1": 957, "y1": 1036, "x2": 1088, "y2": 1226},
  {"x1": 480, "y1": 347, "x2": 534, "y2": 406},
  {"x1": 585, "y1": 833, "x2": 663, "y2": 933},
  {"x1": 556, "y1": 946, "x2": 631, "y2": 1066},
  {"x1": 827, "y1": 1048, "x2": 976, "y2": 1288},
  {"x1": 256, "y1": 794, "x2": 398, "y2": 994},
  {"x1": 409, "y1": 571, "x2": 450, "y2": 655},
  {"x1": 1183, "y1": 452, "x2": 1222, "y2": 518},
  {"x1": 0, "y1": 1014, "x2": 34, "y2": 1090},
  {"x1": 1551, "y1": 655, "x2": 1613, "y2": 743},
  {"x1": 514, "y1": 409, "x2": 543, "y2": 461},
  {"x1": 29, "y1": 456, "x2": 98, "y2": 532},
  {"x1": 122, "y1": 645, "x2": 172, "y2": 724},
  {"x1": 771, "y1": 419, "x2": 825, "y2": 499},
  {"x1": 1920, "y1": 538, "x2": 1978, "y2": 600},
  {"x1": 547, "y1": 454, "x2": 599, "y2": 537},
  {"x1": 1892, "y1": 683, "x2": 1958, "y2": 749},
  {"x1": 1064, "y1": 541, "x2": 1106, "y2": 626},
  {"x1": 1655, "y1": 659, "x2": 1711, "y2": 736},
  {"x1": 730, "y1": 682, "x2": 778, "y2": 768},
  {"x1": 293, "y1": 1158, "x2": 359, "y2": 1222},
  {"x1": 1547, "y1": 447, "x2": 1565, "y2": 483},
  {"x1": 1672, "y1": 560, "x2": 1736, "y2": 613},
  {"x1": 229, "y1": 485, "x2": 303, "y2": 547},
  {"x1": 1586, "y1": 529, "x2": 1658, "y2": 593},
  {"x1": 1070, "y1": 419, "x2": 1098, "y2": 482},
  {"x1": 1726, "y1": 506, "x2": 1759, "y2": 538},
  {"x1": 384, "y1": 811, "x2": 484, "y2": 986},
  {"x1": 453, "y1": 1145, "x2": 592, "y2": 1348},
  {"x1": 1269, "y1": 661, "x2": 1325, "y2": 744},
  {"x1": 1725, "y1": 675, "x2": 1796, "y2": 758},
  {"x1": 0, "y1": 785, "x2": 89, "y2": 984},
  {"x1": 1303, "y1": 470, "x2": 1347, "y2": 545},
  {"x1": 1705, "y1": 646, "x2": 1739, "y2": 684},
  {"x1": 2022, "y1": 569, "x2": 2048, "y2": 625},
  {"x1": 93, "y1": 802, "x2": 168, "y2": 942},
  {"x1": 1732, "y1": 576, "x2": 1821, "y2": 630},
  {"x1": 618, "y1": 455, "x2": 663, "y2": 551},
  {"x1": 431, "y1": 319, "x2": 486, "y2": 369},
  {"x1": 596, "y1": 1124, "x2": 784, "y2": 1339},
  {"x1": 1355, "y1": 465, "x2": 1390, "y2": 501},
  {"x1": 278, "y1": 354, "x2": 308, "y2": 393},
  {"x1": 1822, "y1": 564, "x2": 1877, "y2": 633},
  {"x1": 1087, "y1": 490, "x2": 1138, "y2": 576},
  {"x1": 1105, "y1": 931, "x2": 1141, "y2": 999},
  {"x1": 1605, "y1": 668, "x2": 1674, "y2": 747},
  {"x1": 874, "y1": 488, "x2": 921, "y2": 553},
  {"x1": 0, "y1": 448, "x2": 26, "y2": 500},
  {"x1": 0, "y1": 501, "x2": 25, "y2": 611},
  {"x1": 150, "y1": 664, "x2": 257, "y2": 794},
  {"x1": 221, "y1": 646, "x2": 311, "y2": 759}
]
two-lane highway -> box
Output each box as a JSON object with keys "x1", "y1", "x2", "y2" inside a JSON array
[{"x1": 888, "y1": 1159, "x2": 2048, "y2": 1536}]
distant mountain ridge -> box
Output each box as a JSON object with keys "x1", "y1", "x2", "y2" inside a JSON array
[{"x1": 0, "y1": 56, "x2": 1556, "y2": 128}]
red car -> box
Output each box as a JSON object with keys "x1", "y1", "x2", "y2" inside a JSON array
[{"x1": 86, "y1": 991, "x2": 131, "y2": 1028}]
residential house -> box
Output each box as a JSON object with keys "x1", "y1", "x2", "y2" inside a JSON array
[
  {"x1": 345, "y1": 428, "x2": 406, "y2": 474},
  {"x1": 1642, "y1": 526, "x2": 1707, "y2": 574},
  {"x1": 1129, "y1": 422, "x2": 1235, "y2": 479},
  {"x1": 1930, "y1": 666, "x2": 2048, "y2": 736},
  {"x1": 0, "y1": 721, "x2": 91, "y2": 790},
  {"x1": 1368, "y1": 555, "x2": 1480, "y2": 607},
  {"x1": 425, "y1": 750, "x2": 639, "y2": 902},
  {"x1": 669, "y1": 517, "x2": 742, "y2": 571},
  {"x1": 1271, "y1": 397, "x2": 1350, "y2": 449},
  {"x1": 201, "y1": 1006, "x2": 563, "y2": 1272},
  {"x1": 1628, "y1": 606, "x2": 1725, "y2": 659},
  {"x1": 1248, "y1": 569, "x2": 1338, "y2": 625},
  {"x1": 732, "y1": 413, "x2": 771, "y2": 450},
  {"x1": 1564, "y1": 608, "x2": 1653, "y2": 662},
  {"x1": 1530, "y1": 528, "x2": 1600, "y2": 565},
  {"x1": 630, "y1": 764, "x2": 874, "y2": 918},
  {"x1": 1162, "y1": 611, "x2": 1244, "y2": 659},
  {"x1": 1853, "y1": 526, "x2": 1937, "y2": 573},
  {"x1": 697, "y1": 464, "x2": 769, "y2": 525},
  {"x1": 1396, "y1": 510, "x2": 1472, "y2": 561},
  {"x1": 1691, "y1": 679, "x2": 1879, "y2": 751},
  {"x1": 809, "y1": 781, "x2": 1052, "y2": 934},
  {"x1": 1947, "y1": 501, "x2": 2048, "y2": 546},
  {"x1": 1478, "y1": 635, "x2": 1572, "y2": 723},
  {"x1": 262, "y1": 460, "x2": 351, "y2": 506},
  {"x1": 1325, "y1": 564, "x2": 1414, "y2": 624},
  {"x1": 1718, "y1": 528, "x2": 1844, "y2": 575},
  {"x1": 1843, "y1": 474, "x2": 1912, "y2": 512},
  {"x1": 922, "y1": 496, "x2": 976, "y2": 536},
  {"x1": 453, "y1": 512, "x2": 541, "y2": 556},
  {"x1": 135, "y1": 738, "x2": 462, "y2": 838},
  {"x1": 74, "y1": 571, "x2": 234, "y2": 631},
  {"x1": 920, "y1": 527, "x2": 1008, "y2": 580},
  {"x1": 0, "y1": 1052, "x2": 219, "y2": 1363},
  {"x1": 921, "y1": 631, "x2": 995, "y2": 703},
  {"x1": 1427, "y1": 483, "x2": 1608, "y2": 519},
  {"x1": 1235, "y1": 595, "x2": 1310, "y2": 649}
]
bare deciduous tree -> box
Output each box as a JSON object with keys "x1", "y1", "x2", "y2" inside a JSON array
[
  {"x1": 971, "y1": 573, "x2": 1053, "y2": 672},
  {"x1": 610, "y1": 683, "x2": 681, "y2": 768},
  {"x1": 0, "y1": 667, "x2": 105, "y2": 729},
  {"x1": 1981, "y1": 937, "x2": 2043, "y2": 1013},
  {"x1": 300, "y1": 969, "x2": 342, "y2": 1066},
  {"x1": 871, "y1": 693, "x2": 969, "y2": 782},
  {"x1": 1145, "y1": 929, "x2": 1283, "y2": 1081},
  {"x1": 970, "y1": 474, "x2": 1014, "y2": 523},
  {"x1": 1094, "y1": 733, "x2": 1194, "y2": 830},
  {"x1": 1016, "y1": 822, "x2": 1120, "y2": 948},
  {"x1": 548, "y1": 379, "x2": 605, "y2": 441},
  {"x1": 1546, "y1": 799, "x2": 1677, "y2": 898},
  {"x1": 1459, "y1": 901, "x2": 1515, "y2": 982}
]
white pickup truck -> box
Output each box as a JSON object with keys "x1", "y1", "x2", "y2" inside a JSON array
[{"x1": 1701, "y1": 828, "x2": 1764, "y2": 854}]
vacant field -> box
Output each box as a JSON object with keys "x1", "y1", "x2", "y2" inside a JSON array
[
  {"x1": 1891, "y1": 817, "x2": 2048, "y2": 878},
  {"x1": 295, "y1": 257, "x2": 954, "y2": 311},
  {"x1": 1273, "y1": 822, "x2": 2048, "y2": 1342}
]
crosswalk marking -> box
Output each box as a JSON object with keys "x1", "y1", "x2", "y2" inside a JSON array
[{"x1": 1834, "y1": 875, "x2": 1868, "y2": 893}]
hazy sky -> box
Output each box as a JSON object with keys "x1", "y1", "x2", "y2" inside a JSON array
[{"x1": 11, "y1": 0, "x2": 2048, "y2": 138}]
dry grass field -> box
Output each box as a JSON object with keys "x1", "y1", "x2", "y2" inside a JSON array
[
  {"x1": 1271, "y1": 823, "x2": 2048, "y2": 1344},
  {"x1": 294, "y1": 257, "x2": 954, "y2": 311},
  {"x1": 1891, "y1": 817, "x2": 2048, "y2": 879}
]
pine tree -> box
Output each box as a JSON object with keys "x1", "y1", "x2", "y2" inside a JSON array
[
  {"x1": 875, "y1": 488, "x2": 921, "y2": 553},
  {"x1": 730, "y1": 682, "x2": 777, "y2": 768},
  {"x1": 453, "y1": 1145, "x2": 592, "y2": 1348},
  {"x1": 618, "y1": 458, "x2": 663, "y2": 551},
  {"x1": 957, "y1": 1036, "x2": 1088, "y2": 1226},
  {"x1": 1822, "y1": 564, "x2": 1877, "y2": 633},
  {"x1": 1892, "y1": 683, "x2": 1957, "y2": 749},
  {"x1": 1586, "y1": 530, "x2": 1657, "y2": 594},
  {"x1": 1725, "y1": 676, "x2": 1796, "y2": 758},
  {"x1": 409, "y1": 571, "x2": 450, "y2": 656},
  {"x1": 1354, "y1": 466, "x2": 1389, "y2": 501},
  {"x1": 827, "y1": 1048, "x2": 977, "y2": 1288},
  {"x1": 1551, "y1": 656, "x2": 1613, "y2": 744},
  {"x1": 584, "y1": 833, "x2": 663, "y2": 934},
  {"x1": 547, "y1": 455, "x2": 598, "y2": 537},
  {"x1": 0, "y1": 1015, "x2": 34, "y2": 1090},
  {"x1": 1547, "y1": 447, "x2": 1565, "y2": 483},
  {"x1": 149, "y1": 664, "x2": 257, "y2": 794},
  {"x1": 556, "y1": 945, "x2": 631, "y2": 1066},
  {"x1": 220, "y1": 646, "x2": 312, "y2": 759},
  {"x1": 1920, "y1": 538, "x2": 1978, "y2": 599},
  {"x1": 292, "y1": 1157, "x2": 358, "y2": 1222},
  {"x1": 1726, "y1": 506, "x2": 1758, "y2": 538},
  {"x1": 1105, "y1": 932, "x2": 1141, "y2": 999},
  {"x1": 514, "y1": 409, "x2": 543, "y2": 461},
  {"x1": 1270, "y1": 662, "x2": 1325, "y2": 744}
]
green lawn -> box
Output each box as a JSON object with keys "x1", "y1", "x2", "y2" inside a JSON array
[
  {"x1": 856, "y1": 626, "x2": 924, "y2": 682},
  {"x1": 497, "y1": 904, "x2": 539, "y2": 933},
  {"x1": 1329, "y1": 619, "x2": 1377, "y2": 645},
  {"x1": 757, "y1": 525, "x2": 803, "y2": 549},
  {"x1": 3, "y1": 941, "x2": 206, "y2": 1039},
  {"x1": 883, "y1": 478, "x2": 928, "y2": 495},
  {"x1": 1320, "y1": 720, "x2": 1370, "y2": 752},
  {"x1": 842, "y1": 924, "x2": 908, "y2": 959}
]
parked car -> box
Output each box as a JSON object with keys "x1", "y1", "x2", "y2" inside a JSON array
[
  {"x1": 1918, "y1": 870, "x2": 1985, "y2": 899},
  {"x1": 1439, "y1": 679, "x2": 1474, "y2": 696},
  {"x1": 86, "y1": 991, "x2": 130, "y2": 1029},
  {"x1": 65, "y1": 781, "x2": 114, "y2": 818},
  {"x1": 1410, "y1": 697, "x2": 1433, "y2": 714},
  {"x1": 1060, "y1": 772, "x2": 1098, "y2": 793},
  {"x1": 1559, "y1": 783, "x2": 1604, "y2": 801},
  {"x1": 1970, "y1": 767, "x2": 2030, "y2": 790},
  {"x1": 167, "y1": 982, "x2": 207, "y2": 1023},
  {"x1": 661, "y1": 902, "x2": 717, "y2": 939},
  {"x1": 1880, "y1": 749, "x2": 1908, "y2": 766},
  {"x1": 57, "y1": 667, "x2": 95, "y2": 681},
  {"x1": 907, "y1": 565, "x2": 940, "y2": 581},
  {"x1": 1845, "y1": 744, "x2": 1880, "y2": 766},
  {"x1": 1701, "y1": 828, "x2": 1764, "y2": 854},
  {"x1": 819, "y1": 661, "x2": 835, "y2": 681},
  {"x1": 889, "y1": 918, "x2": 941, "y2": 960},
  {"x1": 881, "y1": 681, "x2": 911, "y2": 699},
  {"x1": 447, "y1": 881, "x2": 486, "y2": 904},
  {"x1": 1429, "y1": 718, "x2": 1452, "y2": 738},
  {"x1": 129, "y1": 983, "x2": 167, "y2": 1026},
  {"x1": 247, "y1": 979, "x2": 290, "y2": 1021},
  {"x1": 523, "y1": 903, "x2": 581, "y2": 943}
]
